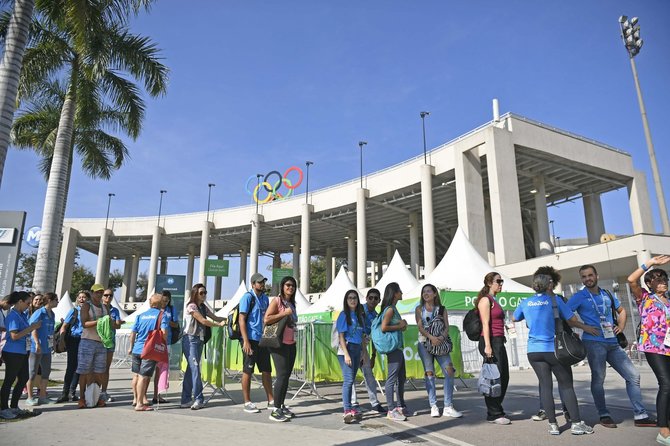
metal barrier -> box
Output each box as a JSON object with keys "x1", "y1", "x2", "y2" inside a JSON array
[
  {"x1": 112, "y1": 332, "x2": 132, "y2": 368},
  {"x1": 289, "y1": 321, "x2": 321, "y2": 399}
]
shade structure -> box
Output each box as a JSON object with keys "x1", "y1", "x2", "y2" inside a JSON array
[
  {"x1": 304, "y1": 266, "x2": 360, "y2": 314},
  {"x1": 54, "y1": 291, "x2": 74, "y2": 323},
  {"x1": 215, "y1": 281, "x2": 249, "y2": 317},
  {"x1": 373, "y1": 250, "x2": 420, "y2": 296},
  {"x1": 294, "y1": 287, "x2": 312, "y2": 313}
]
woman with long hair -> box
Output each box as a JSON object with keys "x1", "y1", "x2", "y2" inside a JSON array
[
  {"x1": 381, "y1": 282, "x2": 409, "y2": 422},
  {"x1": 476, "y1": 272, "x2": 510, "y2": 425},
  {"x1": 26, "y1": 292, "x2": 58, "y2": 406},
  {"x1": 415, "y1": 283, "x2": 462, "y2": 418},
  {"x1": 628, "y1": 255, "x2": 670, "y2": 445},
  {"x1": 336, "y1": 289, "x2": 365, "y2": 424},
  {"x1": 264, "y1": 276, "x2": 299, "y2": 422},
  {"x1": 56, "y1": 290, "x2": 88, "y2": 403}
]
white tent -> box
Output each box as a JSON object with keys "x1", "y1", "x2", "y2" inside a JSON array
[
  {"x1": 304, "y1": 266, "x2": 360, "y2": 314},
  {"x1": 373, "y1": 250, "x2": 420, "y2": 296},
  {"x1": 111, "y1": 296, "x2": 129, "y2": 320},
  {"x1": 294, "y1": 287, "x2": 312, "y2": 313},
  {"x1": 121, "y1": 299, "x2": 150, "y2": 326},
  {"x1": 54, "y1": 291, "x2": 74, "y2": 322},
  {"x1": 215, "y1": 281, "x2": 249, "y2": 317}
]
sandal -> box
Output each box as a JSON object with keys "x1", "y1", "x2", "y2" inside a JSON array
[{"x1": 134, "y1": 405, "x2": 153, "y2": 412}]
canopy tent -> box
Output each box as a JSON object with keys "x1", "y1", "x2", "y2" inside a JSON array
[
  {"x1": 304, "y1": 266, "x2": 360, "y2": 314},
  {"x1": 215, "y1": 281, "x2": 249, "y2": 317},
  {"x1": 54, "y1": 291, "x2": 74, "y2": 322},
  {"x1": 111, "y1": 296, "x2": 129, "y2": 320},
  {"x1": 121, "y1": 299, "x2": 150, "y2": 327},
  {"x1": 294, "y1": 287, "x2": 312, "y2": 313},
  {"x1": 372, "y1": 250, "x2": 420, "y2": 296}
]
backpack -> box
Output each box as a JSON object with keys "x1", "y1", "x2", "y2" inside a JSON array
[
  {"x1": 371, "y1": 307, "x2": 402, "y2": 354},
  {"x1": 227, "y1": 292, "x2": 256, "y2": 341},
  {"x1": 478, "y1": 359, "x2": 502, "y2": 397},
  {"x1": 463, "y1": 308, "x2": 482, "y2": 341}
]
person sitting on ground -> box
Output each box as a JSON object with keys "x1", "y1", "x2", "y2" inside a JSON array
[{"x1": 26, "y1": 292, "x2": 58, "y2": 406}]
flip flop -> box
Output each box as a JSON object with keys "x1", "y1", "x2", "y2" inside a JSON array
[{"x1": 134, "y1": 405, "x2": 153, "y2": 412}]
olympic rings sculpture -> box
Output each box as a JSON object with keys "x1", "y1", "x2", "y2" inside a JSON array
[{"x1": 245, "y1": 166, "x2": 304, "y2": 204}]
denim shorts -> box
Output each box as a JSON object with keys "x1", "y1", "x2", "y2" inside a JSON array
[{"x1": 76, "y1": 338, "x2": 107, "y2": 374}]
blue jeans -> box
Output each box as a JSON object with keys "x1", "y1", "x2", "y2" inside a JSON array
[
  {"x1": 338, "y1": 343, "x2": 361, "y2": 411},
  {"x1": 181, "y1": 335, "x2": 204, "y2": 405},
  {"x1": 352, "y1": 349, "x2": 380, "y2": 407},
  {"x1": 385, "y1": 349, "x2": 406, "y2": 409},
  {"x1": 584, "y1": 340, "x2": 648, "y2": 418},
  {"x1": 417, "y1": 341, "x2": 454, "y2": 407}
]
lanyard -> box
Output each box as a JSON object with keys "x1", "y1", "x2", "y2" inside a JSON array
[
  {"x1": 587, "y1": 289, "x2": 608, "y2": 317},
  {"x1": 652, "y1": 293, "x2": 670, "y2": 322},
  {"x1": 10, "y1": 308, "x2": 28, "y2": 327}
]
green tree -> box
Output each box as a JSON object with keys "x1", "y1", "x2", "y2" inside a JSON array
[
  {"x1": 15, "y1": 250, "x2": 37, "y2": 289},
  {"x1": 108, "y1": 269, "x2": 123, "y2": 291},
  {"x1": 135, "y1": 271, "x2": 147, "y2": 300},
  {"x1": 69, "y1": 263, "x2": 94, "y2": 298},
  {"x1": 309, "y1": 256, "x2": 346, "y2": 293}
]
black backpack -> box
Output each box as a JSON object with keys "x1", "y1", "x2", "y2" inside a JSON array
[
  {"x1": 463, "y1": 308, "x2": 482, "y2": 341},
  {"x1": 227, "y1": 293, "x2": 255, "y2": 341}
]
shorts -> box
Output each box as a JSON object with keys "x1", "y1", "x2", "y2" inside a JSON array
[
  {"x1": 242, "y1": 340, "x2": 272, "y2": 374},
  {"x1": 76, "y1": 338, "x2": 107, "y2": 374},
  {"x1": 131, "y1": 354, "x2": 157, "y2": 377},
  {"x1": 28, "y1": 352, "x2": 52, "y2": 380}
]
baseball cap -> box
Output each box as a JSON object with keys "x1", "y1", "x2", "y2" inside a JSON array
[
  {"x1": 250, "y1": 273, "x2": 267, "y2": 284},
  {"x1": 91, "y1": 284, "x2": 105, "y2": 292}
]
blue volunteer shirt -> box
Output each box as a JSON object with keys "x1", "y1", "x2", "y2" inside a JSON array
[
  {"x1": 164, "y1": 305, "x2": 177, "y2": 344},
  {"x1": 363, "y1": 305, "x2": 377, "y2": 336},
  {"x1": 567, "y1": 288, "x2": 620, "y2": 344},
  {"x1": 131, "y1": 308, "x2": 170, "y2": 355},
  {"x1": 64, "y1": 307, "x2": 84, "y2": 337},
  {"x1": 336, "y1": 311, "x2": 363, "y2": 345},
  {"x1": 514, "y1": 294, "x2": 574, "y2": 353},
  {"x1": 239, "y1": 290, "x2": 269, "y2": 342},
  {"x1": 4, "y1": 309, "x2": 30, "y2": 354},
  {"x1": 29, "y1": 307, "x2": 55, "y2": 353}
]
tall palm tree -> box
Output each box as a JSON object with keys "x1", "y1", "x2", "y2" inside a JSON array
[
  {"x1": 10, "y1": 2, "x2": 167, "y2": 292},
  {"x1": 0, "y1": 0, "x2": 36, "y2": 190}
]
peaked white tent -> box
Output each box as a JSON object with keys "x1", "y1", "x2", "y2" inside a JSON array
[
  {"x1": 111, "y1": 296, "x2": 129, "y2": 320},
  {"x1": 54, "y1": 291, "x2": 74, "y2": 322},
  {"x1": 373, "y1": 250, "x2": 420, "y2": 295},
  {"x1": 294, "y1": 287, "x2": 312, "y2": 313},
  {"x1": 215, "y1": 281, "x2": 249, "y2": 317},
  {"x1": 304, "y1": 266, "x2": 360, "y2": 314},
  {"x1": 121, "y1": 299, "x2": 150, "y2": 326}
]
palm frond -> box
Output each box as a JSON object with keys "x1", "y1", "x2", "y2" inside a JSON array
[{"x1": 100, "y1": 70, "x2": 144, "y2": 138}]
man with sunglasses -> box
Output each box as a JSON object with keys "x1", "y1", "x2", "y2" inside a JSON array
[
  {"x1": 567, "y1": 265, "x2": 655, "y2": 428},
  {"x1": 101, "y1": 289, "x2": 122, "y2": 402}
]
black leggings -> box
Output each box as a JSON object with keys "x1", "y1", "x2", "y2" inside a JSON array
[
  {"x1": 645, "y1": 352, "x2": 670, "y2": 428},
  {"x1": 269, "y1": 343, "x2": 297, "y2": 409},
  {"x1": 62, "y1": 336, "x2": 80, "y2": 396},
  {"x1": 1, "y1": 351, "x2": 29, "y2": 410},
  {"x1": 528, "y1": 352, "x2": 581, "y2": 424}
]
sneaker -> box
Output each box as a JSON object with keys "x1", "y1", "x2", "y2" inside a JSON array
[
  {"x1": 25, "y1": 397, "x2": 39, "y2": 406},
  {"x1": 106, "y1": 395, "x2": 115, "y2": 403},
  {"x1": 443, "y1": 405, "x2": 463, "y2": 418},
  {"x1": 269, "y1": 408, "x2": 289, "y2": 422},
  {"x1": 657, "y1": 433, "x2": 670, "y2": 445},
  {"x1": 400, "y1": 406, "x2": 411, "y2": 417},
  {"x1": 532, "y1": 410, "x2": 547, "y2": 421},
  {"x1": 0, "y1": 408, "x2": 17, "y2": 419},
  {"x1": 353, "y1": 407, "x2": 363, "y2": 421},
  {"x1": 281, "y1": 405, "x2": 295, "y2": 418},
  {"x1": 179, "y1": 402, "x2": 193, "y2": 409},
  {"x1": 599, "y1": 416, "x2": 617, "y2": 428},
  {"x1": 548, "y1": 423, "x2": 560, "y2": 435},
  {"x1": 10, "y1": 408, "x2": 30, "y2": 417},
  {"x1": 78, "y1": 399, "x2": 86, "y2": 409},
  {"x1": 343, "y1": 410, "x2": 355, "y2": 424},
  {"x1": 571, "y1": 421, "x2": 594, "y2": 435},
  {"x1": 387, "y1": 408, "x2": 407, "y2": 422},
  {"x1": 70, "y1": 393, "x2": 78, "y2": 402},
  {"x1": 634, "y1": 416, "x2": 657, "y2": 427},
  {"x1": 243, "y1": 402, "x2": 260, "y2": 413},
  {"x1": 55, "y1": 394, "x2": 69, "y2": 404},
  {"x1": 190, "y1": 401, "x2": 205, "y2": 410},
  {"x1": 489, "y1": 416, "x2": 511, "y2": 425},
  {"x1": 38, "y1": 397, "x2": 56, "y2": 405},
  {"x1": 430, "y1": 405, "x2": 440, "y2": 418},
  {"x1": 371, "y1": 403, "x2": 386, "y2": 414}
]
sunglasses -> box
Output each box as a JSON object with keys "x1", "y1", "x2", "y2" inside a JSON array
[
  {"x1": 367, "y1": 295, "x2": 380, "y2": 300},
  {"x1": 284, "y1": 283, "x2": 296, "y2": 288},
  {"x1": 103, "y1": 294, "x2": 113, "y2": 297},
  {"x1": 199, "y1": 290, "x2": 208, "y2": 295},
  {"x1": 496, "y1": 279, "x2": 504, "y2": 285},
  {"x1": 346, "y1": 295, "x2": 359, "y2": 301}
]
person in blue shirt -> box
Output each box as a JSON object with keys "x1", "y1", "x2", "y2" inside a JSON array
[
  {"x1": 336, "y1": 289, "x2": 365, "y2": 424},
  {"x1": 0, "y1": 291, "x2": 41, "y2": 420},
  {"x1": 56, "y1": 291, "x2": 88, "y2": 403},
  {"x1": 152, "y1": 290, "x2": 180, "y2": 404},
  {"x1": 513, "y1": 273, "x2": 594, "y2": 436},
  {"x1": 100, "y1": 288, "x2": 123, "y2": 403},
  {"x1": 568, "y1": 264, "x2": 655, "y2": 428},
  {"x1": 129, "y1": 293, "x2": 169, "y2": 412},
  {"x1": 26, "y1": 293, "x2": 57, "y2": 406},
  {"x1": 239, "y1": 273, "x2": 273, "y2": 414}
]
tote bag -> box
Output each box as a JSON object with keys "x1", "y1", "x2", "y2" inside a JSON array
[{"x1": 141, "y1": 310, "x2": 169, "y2": 363}]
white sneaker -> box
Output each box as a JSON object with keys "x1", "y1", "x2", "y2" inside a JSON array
[
  {"x1": 430, "y1": 405, "x2": 440, "y2": 417},
  {"x1": 488, "y1": 416, "x2": 511, "y2": 425},
  {"x1": 190, "y1": 401, "x2": 205, "y2": 410},
  {"x1": 443, "y1": 405, "x2": 463, "y2": 418},
  {"x1": 243, "y1": 402, "x2": 260, "y2": 413},
  {"x1": 549, "y1": 423, "x2": 560, "y2": 435}
]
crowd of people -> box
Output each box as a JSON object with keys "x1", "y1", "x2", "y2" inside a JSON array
[{"x1": 0, "y1": 259, "x2": 669, "y2": 442}]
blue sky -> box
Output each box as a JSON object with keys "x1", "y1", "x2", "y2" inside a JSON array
[{"x1": 2, "y1": 0, "x2": 669, "y2": 296}]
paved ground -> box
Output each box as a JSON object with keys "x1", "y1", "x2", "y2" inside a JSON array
[{"x1": 0, "y1": 356, "x2": 662, "y2": 445}]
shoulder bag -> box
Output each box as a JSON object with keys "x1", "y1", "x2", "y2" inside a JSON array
[
  {"x1": 141, "y1": 310, "x2": 169, "y2": 363},
  {"x1": 424, "y1": 306, "x2": 452, "y2": 356},
  {"x1": 552, "y1": 295, "x2": 586, "y2": 366},
  {"x1": 603, "y1": 290, "x2": 628, "y2": 349}
]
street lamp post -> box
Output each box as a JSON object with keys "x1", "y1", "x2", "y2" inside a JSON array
[
  {"x1": 105, "y1": 193, "x2": 115, "y2": 229},
  {"x1": 420, "y1": 111, "x2": 430, "y2": 164},
  {"x1": 358, "y1": 141, "x2": 367, "y2": 188},
  {"x1": 618, "y1": 15, "x2": 670, "y2": 234},
  {"x1": 157, "y1": 190, "x2": 167, "y2": 226},
  {"x1": 255, "y1": 174, "x2": 263, "y2": 214},
  {"x1": 207, "y1": 183, "x2": 216, "y2": 222},
  {"x1": 305, "y1": 161, "x2": 313, "y2": 204}
]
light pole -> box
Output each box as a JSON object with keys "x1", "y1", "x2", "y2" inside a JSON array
[
  {"x1": 105, "y1": 193, "x2": 115, "y2": 229},
  {"x1": 618, "y1": 15, "x2": 670, "y2": 234},
  {"x1": 305, "y1": 161, "x2": 313, "y2": 204},
  {"x1": 255, "y1": 173, "x2": 263, "y2": 214},
  {"x1": 157, "y1": 190, "x2": 167, "y2": 226},
  {"x1": 207, "y1": 183, "x2": 216, "y2": 222},
  {"x1": 420, "y1": 111, "x2": 430, "y2": 164},
  {"x1": 358, "y1": 141, "x2": 367, "y2": 188},
  {"x1": 549, "y1": 219, "x2": 556, "y2": 251}
]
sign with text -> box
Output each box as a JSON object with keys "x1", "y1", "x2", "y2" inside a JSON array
[
  {"x1": 0, "y1": 211, "x2": 26, "y2": 296},
  {"x1": 272, "y1": 267, "x2": 294, "y2": 283},
  {"x1": 204, "y1": 259, "x2": 229, "y2": 277}
]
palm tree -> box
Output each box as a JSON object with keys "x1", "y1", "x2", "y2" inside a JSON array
[
  {"x1": 9, "y1": 2, "x2": 167, "y2": 292},
  {"x1": 0, "y1": 0, "x2": 36, "y2": 190}
]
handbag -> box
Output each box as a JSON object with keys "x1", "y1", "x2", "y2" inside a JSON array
[
  {"x1": 604, "y1": 290, "x2": 628, "y2": 349},
  {"x1": 478, "y1": 358, "x2": 502, "y2": 397},
  {"x1": 423, "y1": 306, "x2": 452, "y2": 356},
  {"x1": 551, "y1": 295, "x2": 586, "y2": 366},
  {"x1": 141, "y1": 310, "x2": 169, "y2": 363},
  {"x1": 259, "y1": 316, "x2": 288, "y2": 349}
]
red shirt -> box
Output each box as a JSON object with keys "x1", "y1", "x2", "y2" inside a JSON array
[{"x1": 480, "y1": 295, "x2": 505, "y2": 337}]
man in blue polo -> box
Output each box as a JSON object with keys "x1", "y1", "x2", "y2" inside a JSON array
[
  {"x1": 239, "y1": 273, "x2": 274, "y2": 413},
  {"x1": 568, "y1": 264, "x2": 655, "y2": 428}
]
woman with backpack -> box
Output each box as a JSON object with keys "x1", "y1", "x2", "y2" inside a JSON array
[
  {"x1": 56, "y1": 291, "x2": 88, "y2": 403},
  {"x1": 336, "y1": 289, "x2": 365, "y2": 424},
  {"x1": 415, "y1": 283, "x2": 462, "y2": 419},
  {"x1": 380, "y1": 282, "x2": 409, "y2": 421}
]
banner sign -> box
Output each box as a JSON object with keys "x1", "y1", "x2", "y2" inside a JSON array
[
  {"x1": 0, "y1": 211, "x2": 26, "y2": 296},
  {"x1": 272, "y1": 267, "x2": 293, "y2": 283},
  {"x1": 204, "y1": 259, "x2": 229, "y2": 277}
]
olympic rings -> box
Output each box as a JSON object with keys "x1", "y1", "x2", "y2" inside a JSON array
[{"x1": 246, "y1": 166, "x2": 304, "y2": 204}]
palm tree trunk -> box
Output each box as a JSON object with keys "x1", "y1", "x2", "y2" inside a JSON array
[
  {"x1": 0, "y1": 0, "x2": 35, "y2": 190},
  {"x1": 32, "y1": 74, "x2": 77, "y2": 292}
]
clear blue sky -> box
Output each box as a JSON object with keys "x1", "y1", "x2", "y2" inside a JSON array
[{"x1": 2, "y1": 0, "x2": 669, "y2": 296}]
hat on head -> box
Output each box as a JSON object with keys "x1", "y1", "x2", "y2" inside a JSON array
[
  {"x1": 250, "y1": 273, "x2": 267, "y2": 284},
  {"x1": 90, "y1": 284, "x2": 105, "y2": 292}
]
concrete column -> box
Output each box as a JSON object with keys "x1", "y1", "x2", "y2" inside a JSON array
[
  {"x1": 628, "y1": 170, "x2": 655, "y2": 234},
  {"x1": 409, "y1": 212, "x2": 420, "y2": 278},
  {"x1": 484, "y1": 204, "x2": 495, "y2": 265},
  {"x1": 95, "y1": 228, "x2": 111, "y2": 285},
  {"x1": 250, "y1": 214, "x2": 263, "y2": 276},
  {"x1": 147, "y1": 225, "x2": 162, "y2": 297},
  {"x1": 331, "y1": 256, "x2": 337, "y2": 284},
  {"x1": 160, "y1": 256, "x2": 168, "y2": 275},
  {"x1": 356, "y1": 188, "x2": 369, "y2": 288},
  {"x1": 103, "y1": 258, "x2": 111, "y2": 287},
  {"x1": 292, "y1": 235, "x2": 300, "y2": 282},
  {"x1": 485, "y1": 127, "x2": 525, "y2": 264},
  {"x1": 121, "y1": 257, "x2": 132, "y2": 302},
  {"x1": 370, "y1": 262, "x2": 377, "y2": 286},
  {"x1": 128, "y1": 254, "x2": 139, "y2": 302},
  {"x1": 186, "y1": 249, "x2": 195, "y2": 291},
  {"x1": 198, "y1": 220, "x2": 211, "y2": 285},
  {"x1": 386, "y1": 243, "x2": 393, "y2": 263},
  {"x1": 533, "y1": 176, "x2": 553, "y2": 256},
  {"x1": 583, "y1": 193, "x2": 606, "y2": 245},
  {"x1": 347, "y1": 229, "x2": 356, "y2": 282},
  {"x1": 214, "y1": 254, "x2": 223, "y2": 300},
  {"x1": 239, "y1": 248, "x2": 248, "y2": 284},
  {"x1": 55, "y1": 226, "x2": 78, "y2": 299},
  {"x1": 272, "y1": 252, "x2": 281, "y2": 295},
  {"x1": 420, "y1": 164, "x2": 436, "y2": 275},
  {"x1": 325, "y1": 247, "x2": 333, "y2": 288},
  {"x1": 300, "y1": 203, "x2": 313, "y2": 294},
  {"x1": 376, "y1": 261, "x2": 383, "y2": 283},
  {"x1": 455, "y1": 148, "x2": 487, "y2": 257}
]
